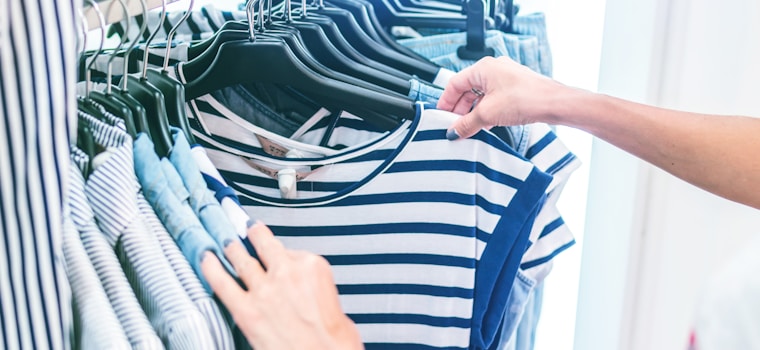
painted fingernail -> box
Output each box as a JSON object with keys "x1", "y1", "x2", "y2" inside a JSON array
[
  {"x1": 446, "y1": 129, "x2": 460, "y2": 141},
  {"x1": 200, "y1": 251, "x2": 212, "y2": 263},
  {"x1": 223, "y1": 238, "x2": 234, "y2": 248},
  {"x1": 246, "y1": 219, "x2": 256, "y2": 228}
]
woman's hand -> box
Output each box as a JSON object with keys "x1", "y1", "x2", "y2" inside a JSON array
[
  {"x1": 437, "y1": 56, "x2": 566, "y2": 140},
  {"x1": 201, "y1": 221, "x2": 363, "y2": 350}
]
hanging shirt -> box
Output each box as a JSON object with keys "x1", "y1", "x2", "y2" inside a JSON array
[
  {"x1": 89, "y1": 98, "x2": 236, "y2": 349},
  {"x1": 190, "y1": 145, "x2": 253, "y2": 249},
  {"x1": 184, "y1": 84, "x2": 552, "y2": 349},
  {"x1": 68, "y1": 148, "x2": 164, "y2": 350},
  {"x1": 62, "y1": 205, "x2": 130, "y2": 350},
  {"x1": 78, "y1": 112, "x2": 215, "y2": 349},
  {"x1": 168, "y1": 127, "x2": 241, "y2": 253},
  {"x1": 0, "y1": 1, "x2": 77, "y2": 348},
  {"x1": 133, "y1": 132, "x2": 234, "y2": 291}
]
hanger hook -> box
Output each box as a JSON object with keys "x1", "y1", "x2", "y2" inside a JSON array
[
  {"x1": 163, "y1": 0, "x2": 195, "y2": 72},
  {"x1": 105, "y1": 0, "x2": 130, "y2": 95},
  {"x1": 82, "y1": 0, "x2": 106, "y2": 97},
  {"x1": 246, "y1": 0, "x2": 256, "y2": 41},
  {"x1": 121, "y1": 0, "x2": 149, "y2": 91},
  {"x1": 257, "y1": 0, "x2": 266, "y2": 30},
  {"x1": 284, "y1": 0, "x2": 293, "y2": 22},
  {"x1": 300, "y1": 0, "x2": 308, "y2": 19},
  {"x1": 77, "y1": 10, "x2": 88, "y2": 65},
  {"x1": 266, "y1": 0, "x2": 273, "y2": 26},
  {"x1": 141, "y1": 0, "x2": 167, "y2": 79}
]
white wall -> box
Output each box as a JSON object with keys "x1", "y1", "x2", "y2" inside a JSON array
[{"x1": 576, "y1": 0, "x2": 760, "y2": 349}]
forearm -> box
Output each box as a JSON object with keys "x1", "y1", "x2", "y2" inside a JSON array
[{"x1": 546, "y1": 87, "x2": 760, "y2": 209}]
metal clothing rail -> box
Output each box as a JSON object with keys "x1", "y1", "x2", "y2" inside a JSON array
[{"x1": 84, "y1": 0, "x2": 180, "y2": 30}]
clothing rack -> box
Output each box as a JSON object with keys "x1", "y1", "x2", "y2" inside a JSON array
[{"x1": 84, "y1": 0, "x2": 180, "y2": 30}]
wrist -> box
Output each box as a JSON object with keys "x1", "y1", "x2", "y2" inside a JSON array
[{"x1": 541, "y1": 84, "x2": 599, "y2": 129}]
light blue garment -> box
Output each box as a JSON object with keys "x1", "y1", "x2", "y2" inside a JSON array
[
  {"x1": 496, "y1": 271, "x2": 536, "y2": 350},
  {"x1": 398, "y1": 30, "x2": 520, "y2": 72},
  {"x1": 134, "y1": 133, "x2": 231, "y2": 292},
  {"x1": 513, "y1": 13, "x2": 553, "y2": 77},
  {"x1": 169, "y1": 128, "x2": 241, "y2": 252},
  {"x1": 505, "y1": 282, "x2": 544, "y2": 350},
  {"x1": 396, "y1": 14, "x2": 552, "y2": 77}
]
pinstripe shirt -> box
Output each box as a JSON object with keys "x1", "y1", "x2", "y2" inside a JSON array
[
  {"x1": 136, "y1": 194, "x2": 235, "y2": 350},
  {"x1": 78, "y1": 113, "x2": 216, "y2": 349},
  {"x1": 63, "y1": 165, "x2": 131, "y2": 350},
  {"x1": 68, "y1": 148, "x2": 164, "y2": 349},
  {"x1": 0, "y1": 0, "x2": 81, "y2": 348}
]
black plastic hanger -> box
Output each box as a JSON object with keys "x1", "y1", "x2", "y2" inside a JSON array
[
  {"x1": 184, "y1": 20, "x2": 402, "y2": 97},
  {"x1": 269, "y1": 1, "x2": 413, "y2": 94},
  {"x1": 145, "y1": 0, "x2": 197, "y2": 145},
  {"x1": 362, "y1": 0, "x2": 467, "y2": 29},
  {"x1": 78, "y1": 0, "x2": 115, "y2": 122},
  {"x1": 124, "y1": 0, "x2": 174, "y2": 157},
  {"x1": 295, "y1": 0, "x2": 440, "y2": 82},
  {"x1": 182, "y1": 5, "x2": 415, "y2": 130},
  {"x1": 81, "y1": 0, "x2": 140, "y2": 138},
  {"x1": 457, "y1": 0, "x2": 495, "y2": 60},
  {"x1": 284, "y1": 4, "x2": 413, "y2": 79},
  {"x1": 323, "y1": 0, "x2": 433, "y2": 62}
]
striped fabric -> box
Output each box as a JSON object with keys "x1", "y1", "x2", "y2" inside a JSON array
[
  {"x1": 78, "y1": 113, "x2": 215, "y2": 349},
  {"x1": 64, "y1": 164, "x2": 132, "y2": 350},
  {"x1": 90, "y1": 92, "x2": 234, "y2": 349},
  {"x1": 0, "y1": 0, "x2": 81, "y2": 348},
  {"x1": 517, "y1": 123, "x2": 580, "y2": 281},
  {"x1": 68, "y1": 148, "x2": 164, "y2": 350},
  {"x1": 185, "y1": 92, "x2": 553, "y2": 349},
  {"x1": 136, "y1": 194, "x2": 235, "y2": 350},
  {"x1": 190, "y1": 145, "x2": 254, "y2": 251}
]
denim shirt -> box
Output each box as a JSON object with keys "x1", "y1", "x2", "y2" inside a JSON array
[{"x1": 133, "y1": 133, "x2": 233, "y2": 292}]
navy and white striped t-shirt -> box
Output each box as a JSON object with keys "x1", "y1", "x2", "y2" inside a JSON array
[{"x1": 185, "y1": 91, "x2": 552, "y2": 349}]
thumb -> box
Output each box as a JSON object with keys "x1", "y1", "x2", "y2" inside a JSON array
[{"x1": 446, "y1": 97, "x2": 492, "y2": 141}]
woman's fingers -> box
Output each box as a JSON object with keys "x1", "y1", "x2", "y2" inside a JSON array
[
  {"x1": 202, "y1": 252, "x2": 248, "y2": 304},
  {"x1": 246, "y1": 221, "x2": 288, "y2": 269},
  {"x1": 225, "y1": 240, "x2": 265, "y2": 288}
]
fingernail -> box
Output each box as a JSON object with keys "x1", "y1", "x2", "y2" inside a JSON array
[
  {"x1": 223, "y1": 238, "x2": 234, "y2": 248},
  {"x1": 246, "y1": 219, "x2": 256, "y2": 228},
  {"x1": 200, "y1": 251, "x2": 211, "y2": 263},
  {"x1": 446, "y1": 129, "x2": 460, "y2": 141}
]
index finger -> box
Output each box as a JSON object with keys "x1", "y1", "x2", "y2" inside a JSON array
[
  {"x1": 202, "y1": 252, "x2": 247, "y2": 305},
  {"x1": 437, "y1": 65, "x2": 479, "y2": 111},
  {"x1": 247, "y1": 221, "x2": 288, "y2": 269}
]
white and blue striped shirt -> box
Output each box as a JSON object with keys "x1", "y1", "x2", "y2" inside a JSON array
[{"x1": 185, "y1": 92, "x2": 553, "y2": 349}]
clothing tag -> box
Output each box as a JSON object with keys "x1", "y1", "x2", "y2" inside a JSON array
[{"x1": 255, "y1": 134, "x2": 291, "y2": 157}]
